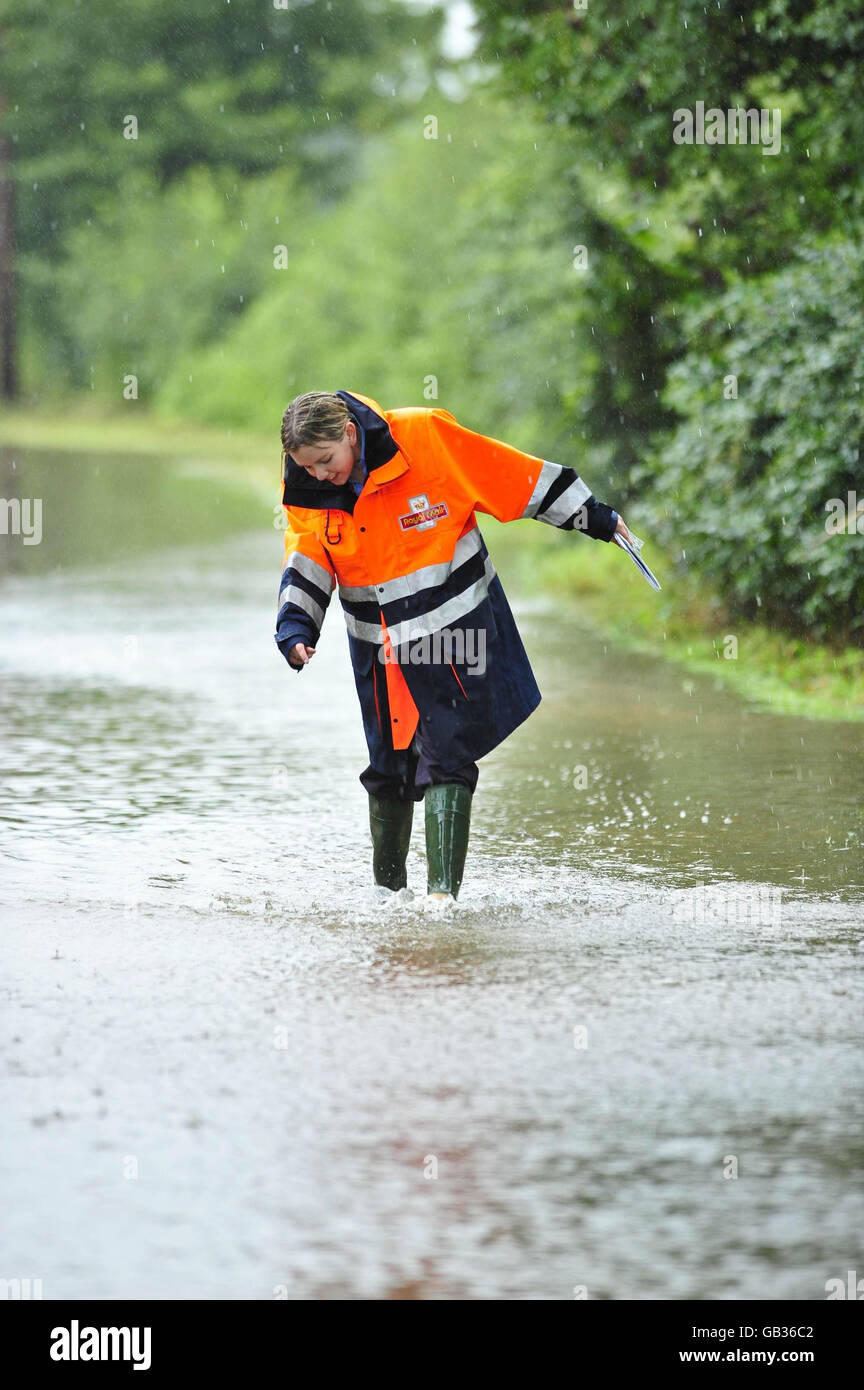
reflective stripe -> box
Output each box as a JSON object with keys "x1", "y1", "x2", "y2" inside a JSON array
[
  {"x1": 341, "y1": 611, "x2": 386, "y2": 643},
  {"x1": 339, "y1": 529, "x2": 495, "y2": 643},
  {"x1": 385, "y1": 554, "x2": 497, "y2": 647},
  {"x1": 277, "y1": 583, "x2": 325, "y2": 630},
  {"x1": 520, "y1": 460, "x2": 561, "y2": 518},
  {"x1": 338, "y1": 579, "x2": 378, "y2": 605},
  {"x1": 282, "y1": 549, "x2": 335, "y2": 596},
  {"x1": 339, "y1": 526, "x2": 484, "y2": 606},
  {"x1": 340, "y1": 554, "x2": 495, "y2": 644},
  {"x1": 536, "y1": 474, "x2": 592, "y2": 527}
]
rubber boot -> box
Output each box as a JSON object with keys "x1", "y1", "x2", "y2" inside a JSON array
[
  {"x1": 368, "y1": 794, "x2": 414, "y2": 891},
  {"x1": 424, "y1": 783, "x2": 472, "y2": 900}
]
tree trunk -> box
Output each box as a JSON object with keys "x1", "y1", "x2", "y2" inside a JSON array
[{"x1": 0, "y1": 86, "x2": 18, "y2": 401}]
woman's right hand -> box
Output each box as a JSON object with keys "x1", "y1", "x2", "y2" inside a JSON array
[{"x1": 288, "y1": 642, "x2": 316, "y2": 668}]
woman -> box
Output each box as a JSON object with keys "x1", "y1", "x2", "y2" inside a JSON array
[{"x1": 276, "y1": 389, "x2": 633, "y2": 905}]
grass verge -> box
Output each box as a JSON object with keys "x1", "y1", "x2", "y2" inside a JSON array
[{"x1": 483, "y1": 516, "x2": 864, "y2": 724}]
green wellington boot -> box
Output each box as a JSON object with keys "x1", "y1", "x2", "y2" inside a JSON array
[
  {"x1": 424, "y1": 783, "x2": 472, "y2": 900},
  {"x1": 368, "y1": 794, "x2": 415, "y2": 891}
]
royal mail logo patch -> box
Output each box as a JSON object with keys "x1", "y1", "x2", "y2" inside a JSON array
[{"x1": 398, "y1": 494, "x2": 449, "y2": 532}]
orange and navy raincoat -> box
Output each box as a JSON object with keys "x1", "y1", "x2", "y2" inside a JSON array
[{"x1": 275, "y1": 390, "x2": 618, "y2": 776}]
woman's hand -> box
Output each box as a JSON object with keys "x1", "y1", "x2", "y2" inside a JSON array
[
  {"x1": 288, "y1": 642, "x2": 316, "y2": 668},
  {"x1": 614, "y1": 515, "x2": 635, "y2": 545}
]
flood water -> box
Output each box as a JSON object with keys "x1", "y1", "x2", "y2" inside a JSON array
[{"x1": 1, "y1": 448, "x2": 862, "y2": 1299}]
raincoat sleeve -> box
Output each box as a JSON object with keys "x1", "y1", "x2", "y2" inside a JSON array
[
  {"x1": 274, "y1": 506, "x2": 336, "y2": 672},
  {"x1": 426, "y1": 407, "x2": 618, "y2": 541}
]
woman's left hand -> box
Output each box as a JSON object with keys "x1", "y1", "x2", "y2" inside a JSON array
[{"x1": 614, "y1": 515, "x2": 635, "y2": 545}]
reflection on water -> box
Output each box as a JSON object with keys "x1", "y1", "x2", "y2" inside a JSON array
[
  {"x1": 1, "y1": 448, "x2": 862, "y2": 1299},
  {"x1": 0, "y1": 443, "x2": 263, "y2": 575},
  {"x1": 490, "y1": 610, "x2": 863, "y2": 897}
]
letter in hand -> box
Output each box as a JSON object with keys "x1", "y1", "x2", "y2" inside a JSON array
[
  {"x1": 288, "y1": 643, "x2": 316, "y2": 668},
  {"x1": 611, "y1": 518, "x2": 662, "y2": 591}
]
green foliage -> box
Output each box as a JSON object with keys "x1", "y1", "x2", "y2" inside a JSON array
[
  {"x1": 3, "y1": 0, "x2": 439, "y2": 257},
  {"x1": 47, "y1": 164, "x2": 312, "y2": 398},
  {"x1": 470, "y1": 1, "x2": 864, "y2": 460},
  {"x1": 472, "y1": 0, "x2": 864, "y2": 262},
  {"x1": 152, "y1": 95, "x2": 601, "y2": 466},
  {"x1": 638, "y1": 236, "x2": 864, "y2": 643},
  {"x1": 1, "y1": 0, "x2": 446, "y2": 400},
  {"x1": 466, "y1": 0, "x2": 864, "y2": 641}
]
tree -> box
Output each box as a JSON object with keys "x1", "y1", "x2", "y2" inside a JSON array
[
  {"x1": 0, "y1": 0, "x2": 446, "y2": 400},
  {"x1": 468, "y1": 0, "x2": 864, "y2": 488}
]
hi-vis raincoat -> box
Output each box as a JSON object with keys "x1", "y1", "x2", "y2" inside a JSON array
[{"x1": 275, "y1": 390, "x2": 618, "y2": 776}]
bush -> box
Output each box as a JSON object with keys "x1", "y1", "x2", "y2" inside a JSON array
[{"x1": 639, "y1": 236, "x2": 864, "y2": 644}]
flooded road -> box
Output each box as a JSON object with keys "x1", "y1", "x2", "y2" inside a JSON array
[{"x1": 1, "y1": 450, "x2": 862, "y2": 1299}]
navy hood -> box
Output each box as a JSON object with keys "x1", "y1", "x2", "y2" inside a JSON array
[{"x1": 281, "y1": 389, "x2": 400, "y2": 513}]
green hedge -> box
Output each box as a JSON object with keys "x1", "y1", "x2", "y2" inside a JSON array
[{"x1": 638, "y1": 237, "x2": 864, "y2": 644}]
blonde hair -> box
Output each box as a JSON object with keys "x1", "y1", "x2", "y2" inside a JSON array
[{"x1": 281, "y1": 392, "x2": 350, "y2": 460}]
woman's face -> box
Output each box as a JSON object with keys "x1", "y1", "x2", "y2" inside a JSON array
[{"x1": 291, "y1": 421, "x2": 358, "y2": 485}]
